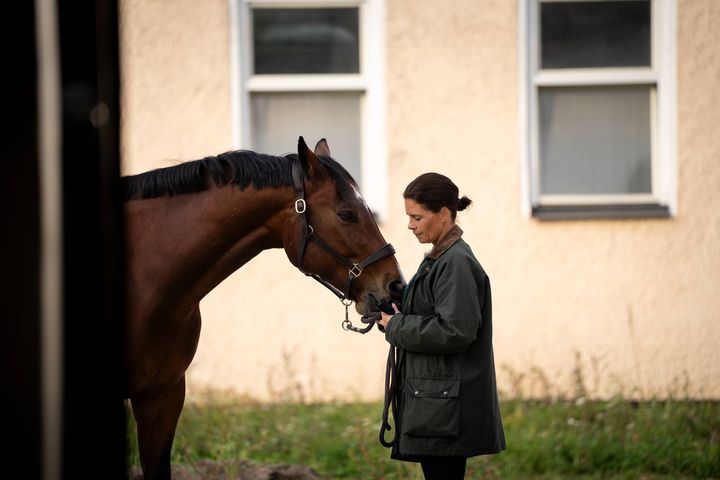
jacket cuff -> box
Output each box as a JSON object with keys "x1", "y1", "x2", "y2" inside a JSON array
[{"x1": 384, "y1": 313, "x2": 404, "y2": 346}]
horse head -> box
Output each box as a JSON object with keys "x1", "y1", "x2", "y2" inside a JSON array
[{"x1": 284, "y1": 136, "x2": 405, "y2": 316}]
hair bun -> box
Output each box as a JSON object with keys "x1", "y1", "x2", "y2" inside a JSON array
[{"x1": 456, "y1": 196, "x2": 472, "y2": 211}]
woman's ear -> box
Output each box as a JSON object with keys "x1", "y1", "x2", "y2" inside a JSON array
[{"x1": 441, "y1": 207, "x2": 451, "y2": 221}]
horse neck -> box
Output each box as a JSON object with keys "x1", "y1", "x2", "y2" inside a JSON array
[{"x1": 125, "y1": 184, "x2": 294, "y2": 305}]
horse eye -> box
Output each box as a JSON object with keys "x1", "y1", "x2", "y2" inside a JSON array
[{"x1": 338, "y1": 210, "x2": 358, "y2": 223}]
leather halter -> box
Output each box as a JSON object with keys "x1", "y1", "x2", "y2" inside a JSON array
[{"x1": 291, "y1": 159, "x2": 396, "y2": 304}]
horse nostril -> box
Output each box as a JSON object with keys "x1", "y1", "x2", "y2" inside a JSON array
[{"x1": 388, "y1": 279, "x2": 406, "y2": 300}]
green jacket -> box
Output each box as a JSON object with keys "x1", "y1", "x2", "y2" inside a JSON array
[{"x1": 385, "y1": 226, "x2": 506, "y2": 459}]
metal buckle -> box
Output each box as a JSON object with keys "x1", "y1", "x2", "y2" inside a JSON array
[
  {"x1": 294, "y1": 199, "x2": 306, "y2": 214},
  {"x1": 349, "y1": 263, "x2": 363, "y2": 278}
]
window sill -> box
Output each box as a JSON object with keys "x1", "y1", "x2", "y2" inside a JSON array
[{"x1": 531, "y1": 203, "x2": 671, "y2": 221}]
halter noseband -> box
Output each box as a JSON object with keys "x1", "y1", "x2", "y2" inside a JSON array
[{"x1": 291, "y1": 159, "x2": 396, "y2": 309}]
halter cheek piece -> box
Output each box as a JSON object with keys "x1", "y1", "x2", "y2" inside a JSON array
[{"x1": 291, "y1": 160, "x2": 396, "y2": 332}]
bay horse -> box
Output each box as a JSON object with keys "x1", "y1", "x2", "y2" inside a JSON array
[{"x1": 123, "y1": 136, "x2": 404, "y2": 479}]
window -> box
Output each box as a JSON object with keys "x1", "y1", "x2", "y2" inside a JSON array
[
  {"x1": 232, "y1": 0, "x2": 388, "y2": 220},
  {"x1": 521, "y1": 0, "x2": 677, "y2": 219}
]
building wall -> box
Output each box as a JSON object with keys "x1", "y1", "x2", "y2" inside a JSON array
[{"x1": 119, "y1": 0, "x2": 720, "y2": 401}]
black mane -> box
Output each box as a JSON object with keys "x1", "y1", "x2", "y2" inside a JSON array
[{"x1": 122, "y1": 150, "x2": 358, "y2": 203}]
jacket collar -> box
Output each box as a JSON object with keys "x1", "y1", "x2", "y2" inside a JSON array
[{"x1": 427, "y1": 225, "x2": 463, "y2": 260}]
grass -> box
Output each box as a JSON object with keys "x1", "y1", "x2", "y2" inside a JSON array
[{"x1": 126, "y1": 396, "x2": 720, "y2": 479}]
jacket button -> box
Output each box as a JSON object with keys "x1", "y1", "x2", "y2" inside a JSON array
[
  {"x1": 414, "y1": 391, "x2": 419, "y2": 396},
  {"x1": 442, "y1": 391, "x2": 448, "y2": 396}
]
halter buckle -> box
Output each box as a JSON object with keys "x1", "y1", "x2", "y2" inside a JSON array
[
  {"x1": 294, "y1": 198, "x2": 307, "y2": 214},
  {"x1": 349, "y1": 263, "x2": 363, "y2": 278}
]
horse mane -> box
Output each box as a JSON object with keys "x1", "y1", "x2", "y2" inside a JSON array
[{"x1": 122, "y1": 150, "x2": 358, "y2": 203}]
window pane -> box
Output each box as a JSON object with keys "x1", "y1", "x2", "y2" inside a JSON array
[
  {"x1": 541, "y1": 1, "x2": 651, "y2": 69},
  {"x1": 251, "y1": 92, "x2": 362, "y2": 186},
  {"x1": 539, "y1": 86, "x2": 652, "y2": 195},
  {"x1": 253, "y1": 8, "x2": 360, "y2": 74}
]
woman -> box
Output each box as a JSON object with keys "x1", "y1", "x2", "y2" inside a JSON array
[{"x1": 378, "y1": 172, "x2": 505, "y2": 479}]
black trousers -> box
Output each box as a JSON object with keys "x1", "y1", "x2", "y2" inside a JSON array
[{"x1": 419, "y1": 456, "x2": 467, "y2": 480}]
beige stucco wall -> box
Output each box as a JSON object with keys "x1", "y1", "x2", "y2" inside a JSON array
[{"x1": 119, "y1": 0, "x2": 720, "y2": 401}]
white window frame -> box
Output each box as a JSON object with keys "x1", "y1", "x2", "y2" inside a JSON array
[
  {"x1": 519, "y1": 0, "x2": 677, "y2": 219},
  {"x1": 230, "y1": 0, "x2": 388, "y2": 222}
]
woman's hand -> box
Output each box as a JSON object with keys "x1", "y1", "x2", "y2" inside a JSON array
[{"x1": 378, "y1": 303, "x2": 401, "y2": 329}]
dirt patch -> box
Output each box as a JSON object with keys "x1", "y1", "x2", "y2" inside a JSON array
[{"x1": 128, "y1": 460, "x2": 326, "y2": 480}]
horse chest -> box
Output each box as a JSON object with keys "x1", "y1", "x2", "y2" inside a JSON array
[{"x1": 128, "y1": 308, "x2": 202, "y2": 391}]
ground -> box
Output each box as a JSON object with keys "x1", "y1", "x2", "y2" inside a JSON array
[{"x1": 128, "y1": 460, "x2": 325, "y2": 480}]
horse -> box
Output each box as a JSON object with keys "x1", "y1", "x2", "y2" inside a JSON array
[{"x1": 122, "y1": 136, "x2": 405, "y2": 479}]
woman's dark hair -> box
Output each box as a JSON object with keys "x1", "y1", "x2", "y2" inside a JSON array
[{"x1": 403, "y1": 172, "x2": 472, "y2": 220}]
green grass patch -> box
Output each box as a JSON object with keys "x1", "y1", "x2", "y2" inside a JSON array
[{"x1": 127, "y1": 398, "x2": 720, "y2": 479}]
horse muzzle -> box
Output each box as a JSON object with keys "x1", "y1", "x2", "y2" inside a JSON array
[{"x1": 367, "y1": 290, "x2": 404, "y2": 315}]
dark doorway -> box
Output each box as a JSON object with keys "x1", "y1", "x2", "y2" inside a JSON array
[{"x1": 5, "y1": 1, "x2": 126, "y2": 478}]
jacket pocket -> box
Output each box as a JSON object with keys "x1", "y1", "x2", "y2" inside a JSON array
[{"x1": 402, "y1": 377, "x2": 461, "y2": 438}]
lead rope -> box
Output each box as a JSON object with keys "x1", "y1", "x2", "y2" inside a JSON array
[
  {"x1": 342, "y1": 301, "x2": 375, "y2": 334},
  {"x1": 379, "y1": 343, "x2": 398, "y2": 447},
  {"x1": 356, "y1": 310, "x2": 398, "y2": 447}
]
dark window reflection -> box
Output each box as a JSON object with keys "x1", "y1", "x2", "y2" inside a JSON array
[
  {"x1": 253, "y1": 8, "x2": 360, "y2": 74},
  {"x1": 541, "y1": 1, "x2": 651, "y2": 69}
]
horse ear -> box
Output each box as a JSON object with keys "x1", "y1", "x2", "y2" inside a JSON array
[
  {"x1": 314, "y1": 138, "x2": 331, "y2": 158},
  {"x1": 298, "y1": 136, "x2": 326, "y2": 178}
]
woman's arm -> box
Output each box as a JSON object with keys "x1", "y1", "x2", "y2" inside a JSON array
[{"x1": 384, "y1": 256, "x2": 485, "y2": 354}]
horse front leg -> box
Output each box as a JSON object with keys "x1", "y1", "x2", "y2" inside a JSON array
[{"x1": 131, "y1": 376, "x2": 186, "y2": 480}]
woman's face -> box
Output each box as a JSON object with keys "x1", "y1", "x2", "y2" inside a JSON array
[{"x1": 404, "y1": 198, "x2": 451, "y2": 245}]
